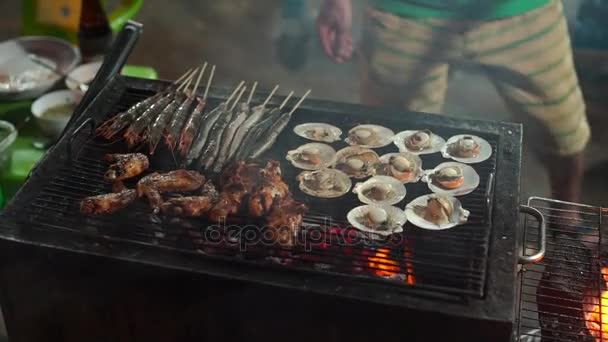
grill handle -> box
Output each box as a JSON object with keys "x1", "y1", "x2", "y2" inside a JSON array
[
  {"x1": 67, "y1": 20, "x2": 143, "y2": 128},
  {"x1": 518, "y1": 205, "x2": 546, "y2": 264}
]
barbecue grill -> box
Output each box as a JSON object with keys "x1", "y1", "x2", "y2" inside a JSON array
[{"x1": 0, "y1": 22, "x2": 555, "y2": 341}]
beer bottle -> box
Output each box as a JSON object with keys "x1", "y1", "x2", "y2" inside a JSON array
[{"x1": 78, "y1": 0, "x2": 113, "y2": 61}]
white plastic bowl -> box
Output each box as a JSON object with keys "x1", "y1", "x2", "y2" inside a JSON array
[
  {"x1": 65, "y1": 61, "x2": 102, "y2": 92},
  {"x1": 0, "y1": 120, "x2": 17, "y2": 170},
  {"x1": 31, "y1": 90, "x2": 80, "y2": 140}
]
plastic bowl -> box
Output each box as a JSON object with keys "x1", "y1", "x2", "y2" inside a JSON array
[
  {"x1": 0, "y1": 36, "x2": 81, "y2": 101},
  {"x1": 65, "y1": 61, "x2": 102, "y2": 92},
  {"x1": 31, "y1": 90, "x2": 80, "y2": 140}
]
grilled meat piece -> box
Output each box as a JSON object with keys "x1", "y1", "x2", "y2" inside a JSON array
[
  {"x1": 104, "y1": 153, "x2": 149, "y2": 182},
  {"x1": 266, "y1": 197, "x2": 308, "y2": 247},
  {"x1": 160, "y1": 180, "x2": 219, "y2": 217},
  {"x1": 248, "y1": 161, "x2": 290, "y2": 217},
  {"x1": 137, "y1": 170, "x2": 205, "y2": 213},
  {"x1": 160, "y1": 196, "x2": 214, "y2": 217},
  {"x1": 208, "y1": 183, "x2": 248, "y2": 222},
  {"x1": 80, "y1": 189, "x2": 137, "y2": 215}
]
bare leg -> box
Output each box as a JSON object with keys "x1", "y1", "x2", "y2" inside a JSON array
[{"x1": 541, "y1": 152, "x2": 584, "y2": 203}]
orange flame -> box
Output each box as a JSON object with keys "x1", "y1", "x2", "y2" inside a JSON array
[
  {"x1": 368, "y1": 248, "x2": 416, "y2": 285},
  {"x1": 585, "y1": 268, "x2": 608, "y2": 342}
]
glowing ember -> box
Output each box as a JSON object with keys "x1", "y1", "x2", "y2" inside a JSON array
[
  {"x1": 585, "y1": 268, "x2": 608, "y2": 342},
  {"x1": 368, "y1": 248, "x2": 399, "y2": 277},
  {"x1": 368, "y1": 248, "x2": 416, "y2": 285}
]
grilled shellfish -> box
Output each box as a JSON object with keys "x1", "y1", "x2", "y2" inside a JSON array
[
  {"x1": 333, "y1": 146, "x2": 380, "y2": 179},
  {"x1": 405, "y1": 194, "x2": 469, "y2": 230},
  {"x1": 441, "y1": 134, "x2": 492, "y2": 164},
  {"x1": 375, "y1": 152, "x2": 423, "y2": 183},
  {"x1": 347, "y1": 205, "x2": 407, "y2": 236},
  {"x1": 352, "y1": 176, "x2": 406, "y2": 206},
  {"x1": 393, "y1": 130, "x2": 445, "y2": 155},
  {"x1": 423, "y1": 162, "x2": 480, "y2": 196},
  {"x1": 345, "y1": 124, "x2": 394, "y2": 148},
  {"x1": 293, "y1": 123, "x2": 342, "y2": 143},
  {"x1": 297, "y1": 169, "x2": 352, "y2": 198},
  {"x1": 286, "y1": 143, "x2": 336, "y2": 170}
]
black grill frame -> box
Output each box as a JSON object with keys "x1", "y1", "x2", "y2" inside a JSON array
[{"x1": 0, "y1": 75, "x2": 523, "y2": 332}]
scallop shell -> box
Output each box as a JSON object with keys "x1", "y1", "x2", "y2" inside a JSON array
[
  {"x1": 375, "y1": 152, "x2": 423, "y2": 184},
  {"x1": 352, "y1": 176, "x2": 407, "y2": 206},
  {"x1": 405, "y1": 194, "x2": 469, "y2": 230},
  {"x1": 345, "y1": 124, "x2": 394, "y2": 148},
  {"x1": 297, "y1": 169, "x2": 352, "y2": 198},
  {"x1": 422, "y1": 162, "x2": 480, "y2": 196},
  {"x1": 333, "y1": 146, "x2": 380, "y2": 179},
  {"x1": 441, "y1": 134, "x2": 492, "y2": 164},
  {"x1": 347, "y1": 205, "x2": 407, "y2": 236},
  {"x1": 393, "y1": 130, "x2": 446, "y2": 155},
  {"x1": 286, "y1": 143, "x2": 336, "y2": 170},
  {"x1": 293, "y1": 123, "x2": 342, "y2": 143}
]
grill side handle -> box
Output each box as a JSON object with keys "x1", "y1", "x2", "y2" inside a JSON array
[
  {"x1": 66, "y1": 20, "x2": 143, "y2": 129},
  {"x1": 518, "y1": 205, "x2": 546, "y2": 264}
]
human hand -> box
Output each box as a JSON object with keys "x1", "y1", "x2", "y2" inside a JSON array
[{"x1": 316, "y1": 0, "x2": 353, "y2": 63}]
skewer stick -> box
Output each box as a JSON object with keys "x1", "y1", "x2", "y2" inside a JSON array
[
  {"x1": 203, "y1": 65, "x2": 216, "y2": 100},
  {"x1": 177, "y1": 67, "x2": 198, "y2": 92},
  {"x1": 230, "y1": 85, "x2": 247, "y2": 111},
  {"x1": 287, "y1": 89, "x2": 311, "y2": 115},
  {"x1": 191, "y1": 62, "x2": 208, "y2": 96},
  {"x1": 246, "y1": 81, "x2": 258, "y2": 105},
  {"x1": 225, "y1": 80, "x2": 245, "y2": 105},
  {"x1": 173, "y1": 68, "x2": 193, "y2": 85},
  {"x1": 279, "y1": 91, "x2": 294, "y2": 110},
  {"x1": 261, "y1": 85, "x2": 279, "y2": 107}
]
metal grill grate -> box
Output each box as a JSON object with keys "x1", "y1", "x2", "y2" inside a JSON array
[
  {"x1": 20, "y1": 87, "x2": 499, "y2": 299},
  {"x1": 517, "y1": 197, "x2": 607, "y2": 342}
]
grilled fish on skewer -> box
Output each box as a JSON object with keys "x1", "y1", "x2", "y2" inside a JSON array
[
  {"x1": 80, "y1": 189, "x2": 137, "y2": 215},
  {"x1": 185, "y1": 104, "x2": 224, "y2": 164},
  {"x1": 179, "y1": 65, "x2": 216, "y2": 157},
  {"x1": 96, "y1": 68, "x2": 194, "y2": 140},
  {"x1": 137, "y1": 170, "x2": 205, "y2": 213},
  {"x1": 226, "y1": 85, "x2": 279, "y2": 162},
  {"x1": 103, "y1": 153, "x2": 149, "y2": 181},
  {"x1": 198, "y1": 108, "x2": 234, "y2": 171},
  {"x1": 235, "y1": 108, "x2": 281, "y2": 159},
  {"x1": 248, "y1": 90, "x2": 310, "y2": 159},
  {"x1": 213, "y1": 102, "x2": 249, "y2": 172}
]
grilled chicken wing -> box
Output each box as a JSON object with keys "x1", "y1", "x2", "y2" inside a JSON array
[
  {"x1": 160, "y1": 196, "x2": 214, "y2": 217},
  {"x1": 80, "y1": 189, "x2": 137, "y2": 215},
  {"x1": 104, "y1": 153, "x2": 149, "y2": 181},
  {"x1": 137, "y1": 170, "x2": 205, "y2": 213},
  {"x1": 266, "y1": 198, "x2": 308, "y2": 247},
  {"x1": 248, "y1": 161, "x2": 290, "y2": 217}
]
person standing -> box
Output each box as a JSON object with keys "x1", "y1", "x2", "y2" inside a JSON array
[{"x1": 317, "y1": 0, "x2": 590, "y2": 203}]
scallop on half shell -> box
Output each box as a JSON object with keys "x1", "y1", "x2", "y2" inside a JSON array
[
  {"x1": 297, "y1": 169, "x2": 352, "y2": 198},
  {"x1": 293, "y1": 123, "x2": 342, "y2": 143},
  {"x1": 353, "y1": 176, "x2": 407, "y2": 206},
  {"x1": 286, "y1": 143, "x2": 336, "y2": 170},
  {"x1": 333, "y1": 146, "x2": 380, "y2": 179},
  {"x1": 422, "y1": 162, "x2": 480, "y2": 196},
  {"x1": 393, "y1": 130, "x2": 446, "y2": 155},
  {"x1": 441, "y1": 134, "x2": 493, "y2": 164},
  {"x1": 375, "y1": 152, "x2": 423, "y2": 184},
  {"x1": 405, "y1": 194, "x2": 469, "y2": 230},
  {"x1": 345, "y1": 124, "x2": 394, "y2": 148},
  {"x1": 347, "y1": 205, "x2": 407, "y2": 236}
]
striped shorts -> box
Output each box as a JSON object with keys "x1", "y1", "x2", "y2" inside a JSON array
[{"x1": 360, "y1": 0, "x2": 590, "y2": 156}]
